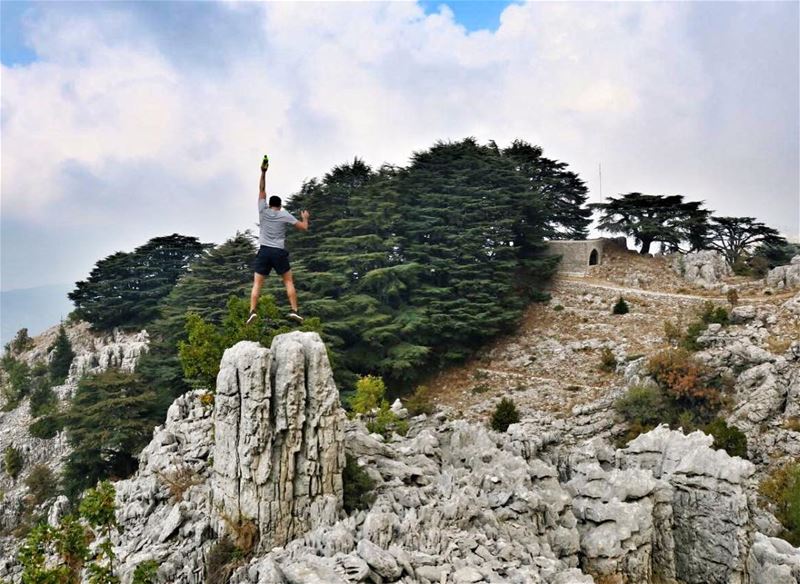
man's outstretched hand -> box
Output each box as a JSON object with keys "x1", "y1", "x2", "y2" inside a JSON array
[{"x1": 301, "y1": 210, "x2": 310, "y2": 221}]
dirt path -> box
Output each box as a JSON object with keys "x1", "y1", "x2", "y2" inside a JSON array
[{"x1": 559, "y1": 275, "x2": 786, "y2": 304}]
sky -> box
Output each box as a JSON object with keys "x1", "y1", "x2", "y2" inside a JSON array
[{"x1": 1, "y1": 0, "x2": 798, "y2": 293}]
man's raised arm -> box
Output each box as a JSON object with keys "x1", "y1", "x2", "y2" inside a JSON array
[{"x1": 258, "y1": 161, "x2": 268, "y2": 201}]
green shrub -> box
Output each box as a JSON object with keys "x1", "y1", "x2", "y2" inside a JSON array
[
  {"x1": 17, "y1": 480, "x2": 119, "y2": 583},
  {"x1": 699, "y1": 301, "x2": 729, "y2": 326},
  {"x1": 680, "y1": 320, "x2": 708, "y2": 351},
  {"x1": 598, "y1": 347, "x2": 617, "y2": 373},
  {"x1": 132, "y1": 560, "x2": 159, "y2": 584},
  {"x1": 342, "y1": 453, "x2": 376, "y2": 514},
  {"x1": 48, "y1": 325, "x2": 75, "y2": 385},
  {"x1": 4, "y1": 446, "x2": 23, "y2": 480},
  {"x1": 703, "y1": 418, "x2": 748, "y2": 459},
  {"x1": 403, "y1": 385, "x2": 435, "y2": 416},
  {"x1": 1, "y1": 355, "x2": 31, "y2": 410},
  {"x1": 615, "y1": 385, "x2": 673, "y2": 429},
  {"x1": 553, "y1": 304, "x2": 564, "y2": 312},
  {"x1": 29, "y1": 414, "x2": 64, "y2": 439},
  {"x1": 24, "y1": 464, "x2": 57, "y2": 506},
  {"x1": 759, "y1": 462, "x2": 800, "y2": 546},
  {"x1": 365, "y1": 401, "x2": 407, "y2": 439},
  {"x1": 29, "y1": 371, "x2": 57, "y2": 419},
  {"x1": 491, "y1": 397, "x2": 520, "y2": 433},
  {"x1": 612, "y1": 297, "x2": 629, "y2": 315},
  {"x1": 350, "y1": 375, "x2": 386, "y2": 414}
]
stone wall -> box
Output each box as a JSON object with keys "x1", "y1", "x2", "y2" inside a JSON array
[{"x1": 546, "y1": 238, "x2": 625, "y2": 274}]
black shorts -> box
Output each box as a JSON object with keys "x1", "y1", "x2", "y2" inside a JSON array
[{"x1": 253, "y1": 246, "x2": 291, "y2": 276}]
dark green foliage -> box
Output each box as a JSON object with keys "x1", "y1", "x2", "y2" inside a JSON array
[
  {"x1": 48, "y1": 325, "x2": 75, "y2": 385},
  {"x1": 29, "y1": 364, "x2": 58, "y2": 420},
  {"x1": 342, "y1": 453, "x2": 376, "y2": 514},
  {"x1": 24, "y1": 464, "x2": 57, "y2": 506},
  {"x1": 491, "y1": 397, "x2": 520, "y2": 432},
  {"x1": 7, "y1": 328, "x2": 34, "y2": 355},
  {"x1": 4, "y1": 445, "x2": 24, "y2": 479},
  {"x1": 590, "y1": 193, "x2": 711, "y2": 254},
  {"x1": 69, "y1": 234, "x2": 209, "y2": 331},
  {"x1": 132, "y1": 561, "x2": 159, "y2": 584},
  {"x1": 501, "y1": 140, "x2": 591, "y2": 239},
  {"x1": 754, "y1": 242, "x2": 800, "y2": 269},
  {"x1": 760, "y1": 463, "x2": 800, "y2": 546},
  {"x1": 61, "y1": 370, "x2": 161, "y2": 500},
  {"x1": 29, "y1": 414, "x2": 64, "y2": 440},
  {"x1": 1, "y1": 354, "x2": 31, "y2": 410},
  {"x1": 703, "y1": 418, "x2": 747, "y2": 459},
  {"x1": 706, "y1": 216, "x2": 787, "y2": 267},
  {"x1": 285, "y1": 138, "x2": 562, "y2": 385},
  {"x1": 615, "y1": 385, "x2": 674, "y2": 429},
  {"x1": 138, "y1": 232, "x2": 260, "y2": 406},
  {"x1": 612, "y1": 297, "x2": 629, "y2": 315}
]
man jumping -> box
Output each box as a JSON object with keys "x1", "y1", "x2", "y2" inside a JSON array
[{"x1": 247, "y1": 156, "x2": 310, "y2": 325}]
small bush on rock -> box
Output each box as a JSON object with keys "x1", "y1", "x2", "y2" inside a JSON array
[
  {"x1": 759, "y1": 462, "x2": 800, "y2": 546},
  {"x1": 598, "y1": 347, "x2": 617, "y2": 373},
  {"x1": 403, "y1": 385, "x2": 434, "y2": 416},
  {"x1": 615, "y1": 385, "x2": 673, "y2": 429},
  {"x1": 4, "y1": 446, "x2": 23, "y2": 480},
  {"x1": 703, "y1": 418, "x2": 748, "y2": 459},
  {"x1": 647, "y1": 349, "x2": 720, "y2": 419},
  {"x1": 350, "y1": 375, "x2": 386, "y2": 414},
  {"x1": 491, "y1": 397, "x2": 520, "y2": 433},
  {"x1": 132, "y1": 560, "x2": 159, "y2": 584},
  {"x1": 205, "y1": 536, "x2": 245, "y2": 584},
  {"x1": 342, "y1": 453, "x2": 376, "y2": 514},
  {"x1": 612, "y1": 297, "x2": 629, "y2": 315},
  {"x1": 24, "y1": 464, "x2": 57, "y2": 506}
]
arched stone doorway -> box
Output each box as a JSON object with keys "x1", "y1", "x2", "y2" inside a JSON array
[{"x1": 589, "y1": 249, "x2": 599, "y2": 266}]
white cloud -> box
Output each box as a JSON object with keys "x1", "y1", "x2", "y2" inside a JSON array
[{"x1": 1, "y1": 0, "x2": 797, "y2": 289}]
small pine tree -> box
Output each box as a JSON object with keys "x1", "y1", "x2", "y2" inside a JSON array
[
  {"x1": 612, "y1": 297, "x2": 630, "y2": 315},
  {"x1": 48, "y1": 325, "x2": 75, "y2": 385},
  {"x1": 3, "y1": 445, "x2": 24, "y2": 479},
  {"x1": 491, "y1": 397, "x2": 520, "y2": 433}
]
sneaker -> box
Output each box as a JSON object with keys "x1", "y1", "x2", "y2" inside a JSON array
[
  {"x1": 287, "y1": 311, "x2": 304, "y2": 324},
  {"x1": 246, "y1": 311, "x2": 258, "y2": 325}
]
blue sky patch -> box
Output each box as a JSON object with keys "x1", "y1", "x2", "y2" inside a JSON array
[
  {"x1": 1, "y1": 1, "x2": 38, "y2": 66},
  {"x1": 420, "y1": 1, "x2": 518, "y2": 32}
]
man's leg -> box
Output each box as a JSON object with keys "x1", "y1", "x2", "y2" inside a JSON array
[
  {"x1": 281, "y1": 270, "x2": 299, "y2": 313},
  {"x1": 250, "y1": 272, "x2": 266, "y2": 313}
]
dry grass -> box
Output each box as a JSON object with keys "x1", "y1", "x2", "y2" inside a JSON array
[{"x1": 156, "y1": 464, "x2": 204, "y2": 502}]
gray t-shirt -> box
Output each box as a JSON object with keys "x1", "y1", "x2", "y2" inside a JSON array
[{"x1": 258, "y1": 199, "x2": 298, "y2": 249}]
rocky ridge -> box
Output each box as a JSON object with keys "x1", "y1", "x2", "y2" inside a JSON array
[
  {"x1": 4, "y1": 331, "x2": 797, "y2": 584},
  {"x1": 0, "y1": 323, "x2": 149, "y2": 539}
]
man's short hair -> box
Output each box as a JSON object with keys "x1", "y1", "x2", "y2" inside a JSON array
[{"x1": 269, "y1": 195, "x2": 282, "y2": 208}]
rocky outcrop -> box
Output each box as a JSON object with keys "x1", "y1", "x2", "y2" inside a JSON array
[
  {"x1": 210, "y1": 334, "x2": 346, "y2": 550},
  {"x1": 3, "y1": 331, "x2": 799, "y2": 584},
  {"x1": 0, "y1": 321, "x2": 149, "y2": 551},
  {"x1": 620, "y1": 426, "x2": 756, "y2": 584},
  {"x1": 672, "y1": 251, "x2": 732, "y2": 288},
  {"x1": 767, "y1": 256, "x2": 800, "y2": 290}
]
